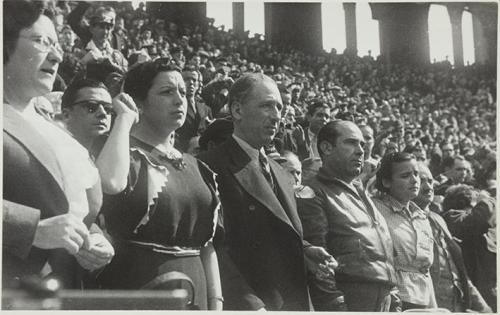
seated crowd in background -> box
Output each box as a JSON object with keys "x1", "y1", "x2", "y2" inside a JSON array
[{"x1": 3, "y1": 0, "x2": 496, "y2": 312}]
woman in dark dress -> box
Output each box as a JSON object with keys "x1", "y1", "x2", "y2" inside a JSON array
[{"x1": 96, "y1": 59, "x2": 222, "y2": 310}]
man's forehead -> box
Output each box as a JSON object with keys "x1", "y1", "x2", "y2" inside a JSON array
[
  {"x1": 249, "y1": 79, "x2": 280, "y2": 100},
  {"x1": 75, "y1": 87, "x2": 112, "y2": 103},
  {"x1": 182, "y1": 71, "x2": 198, "y2": 78},
  {"x1": 338, "y1": 122, "x2": 362, "y2": 138}
]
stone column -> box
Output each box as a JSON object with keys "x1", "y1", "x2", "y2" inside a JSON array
[
  {"x1": 232, "y1": 2, "x2": 245, "y2": 38},
  {"x1": 343, "y1": 3, "x2": 357, "y2": 55},
  {"x1": 447, "y1": 4, "x2": 465, "y2": 67}
]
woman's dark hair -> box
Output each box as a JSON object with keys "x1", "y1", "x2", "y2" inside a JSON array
[
  {"x1": 442, "y1": 184, "x2": 477, "y2": 211},
  {"x1": 123, "y1": 58, "x2": 181, "y2": 105},
  {"x1": 375, "y1": 152, "x2": 416, "y2": 193},
  {"x1": 61, "y1": 78, "x2": 109, "y2": 110},
  {"x1": 4, "y1": 0, "x2": 54, "y2": 64}
]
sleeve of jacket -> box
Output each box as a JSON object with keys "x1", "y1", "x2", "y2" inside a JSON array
[
  {"x1": 3, "y1": 199, "x2": 41, "y2": 259},
  {"x1": 67, "y1": 1, "x2": 92, "y2": 45},
  {"x1": 296, "y1": 187, "x2": 328, "y2": 248}
]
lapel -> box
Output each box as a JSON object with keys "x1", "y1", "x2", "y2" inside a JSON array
[
  {"x1": 3, "y1": 105, "x2": 65, "y2": 191},
  {"x1": 270, "y1": 159, "x2": 302, "y2": 236},
  {"x1": 225, "y1": 138, "x2": 298, "y2": 235}
]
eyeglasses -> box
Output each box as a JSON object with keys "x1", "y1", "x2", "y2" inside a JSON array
[
  {"x1": 72, "y1": 100, "x2": 114, "y2": 115},
  {"x1": 20, "y1": 35, "x2": 63, "y2": 55}
]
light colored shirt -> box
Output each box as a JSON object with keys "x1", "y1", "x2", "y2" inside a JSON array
[
  {"x1": 16, "y1": 104, "x2": 98, "y2": 219},
  {"x1": 232, "y1": 134, "x2": 267, "y2": 163},
  {"x1": 373, "y1": 195, "x2": 437, "y2": 307},
  {"x1": 307, "y1": 128, "x2": 319, "y2": 158}
]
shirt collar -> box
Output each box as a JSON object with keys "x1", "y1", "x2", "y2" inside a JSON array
[
  {"x1": 86, "y1": 40, "x2": 112, "y2": 54},
  {"x1": 383, "y1": 194, "x2": 428, "y2": 219},
  {"x1": 316, "y1": 166, "x2": 360, "y2": 196},
  {"x1": 232, "y1": 134, "x2": 265, "y2": 162}
]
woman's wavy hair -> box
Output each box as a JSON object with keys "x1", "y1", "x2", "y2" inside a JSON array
[
  {"x1": 4, "y1": 0, "x2": 54, "y2": 64},
  {"x1": 375, "y1": 152, "x2": 416, "y2": 193},
  {"x1": 123, "y1": 58, "x2": 181, "y2": 107}
]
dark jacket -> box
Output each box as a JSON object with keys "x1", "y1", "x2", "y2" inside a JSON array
[
  {"x1": 283, "y1": 125, "x2": 312, "y2": 161},
  {"x1": 428, "y1": 211, "x2": 491, "y2": 312},
  {"x1": 175, "y1": 98, "x2": 212, "y2": 152},
  {"x1": 3, "y1": 106, "x2": 101, "y2": 289},
  {"x1": 442, "y1": 198, "x2": 497, "y2": 312},
  {"x1": 199, "y1": 138, "x2": 311, "y2": 311}
]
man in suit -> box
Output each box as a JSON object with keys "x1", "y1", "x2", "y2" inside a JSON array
[
  {"x1": 176, "y1": 66, "x2": 213, "y2": 152},
  {"x1": 199, "y1": 73, "x2": 334, "y2": 311}
]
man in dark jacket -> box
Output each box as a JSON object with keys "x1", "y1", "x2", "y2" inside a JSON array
[{"x1": 199, "y1": 73, "x2": 334, "y2": 311}]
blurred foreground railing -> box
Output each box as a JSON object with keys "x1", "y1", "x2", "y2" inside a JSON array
[{"x1": 2, "y1": 289, "x2": 189, "y2": 310}]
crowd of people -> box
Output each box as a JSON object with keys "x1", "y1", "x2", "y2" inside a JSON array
[{"x1": 3, "y1": 0, "x2": 496, "y2": 312}]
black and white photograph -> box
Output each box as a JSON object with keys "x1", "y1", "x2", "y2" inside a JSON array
[{"x1": 2, "y1": 0, "x2": 497, "y2": 311}]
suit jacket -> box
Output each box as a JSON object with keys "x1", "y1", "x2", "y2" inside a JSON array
[
  {"x1": 283, "y1": 125, "x2": 312, "y2": 161},
  {"x1": 3, "y1": 105, "x2": 101, "y2": 289},
  {"x1": 199, "y1": 138, "x2": 311, "y2": 311},
  {"x1": 175, "y1": 98, "x2": 212, "y2": 152}
]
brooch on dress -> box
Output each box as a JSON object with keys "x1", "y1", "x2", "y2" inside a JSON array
[{"x1": 158, "y1": 150, "x2": 187, "y2": 170}]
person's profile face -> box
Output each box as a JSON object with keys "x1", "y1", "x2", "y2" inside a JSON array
[
  {"x1": 384, "y1": 159, "x2": 421, "y2": 203},
  {"x1": 90, "y1": 22, "x2": 114, "y2": 43},
  {"x1": 143, "y1": 71, "x2": 187, "y2": 133},
  {"x1": 182, "y1": 71, "x2": 200, "y2": 97},
  {"x1": 65, "y1": 87, "x2": 113, "y2": 138},
  {"x1": 451, "y1": 159, "x2": 469, "y2": 184},
  {"x1": 325, "y1": 122, "x2": 365, "y2": 181},
  {"x1": 235, "y1": 79, "x2": 283, "y2": 148},
  {"x1": 309, "y1": 107, "x2": 331, "y2": 134},
  {"x1": 5, "y1": 15, "x2": 63, "y2": 100}
]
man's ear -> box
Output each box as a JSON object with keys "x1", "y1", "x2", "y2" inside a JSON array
[
  {"x1": 382, "y1": 178, "x2": 391, "y2": 190},
  {"x1": 61, "y1": 108, "x2": 71, "y2": 120},
  {"x1": 319, "y1": 140, "x2": 332, "y2": 156},
  {"x1": 231, "y1": 101, "x2": 242, "y2": 121}
]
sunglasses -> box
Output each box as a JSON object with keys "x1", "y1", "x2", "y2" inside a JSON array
[{"x1": 72, "y1": 100, "x2": 114, "y2": 115}]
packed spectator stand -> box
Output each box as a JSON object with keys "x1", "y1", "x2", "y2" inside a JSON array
[{"x1": 3, "y1": 0, "x2": 496, "y2": 312}]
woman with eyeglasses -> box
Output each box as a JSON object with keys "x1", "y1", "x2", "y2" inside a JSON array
[
  {"x1": 3, "y1": 0, "x2": 114, "y2": 289},
  {"x1": 372, "y1": 152, "x2": 437, "y2": 310},
  {"x1": 96, "y1": 59, "x2": 223, "y2": 310}
]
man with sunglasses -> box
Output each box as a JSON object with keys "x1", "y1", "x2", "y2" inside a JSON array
[{"x1": 61, "y1": 78, "x2": 138, "y2": 159}]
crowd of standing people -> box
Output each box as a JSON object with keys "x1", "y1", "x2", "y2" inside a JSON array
[{"x1": 3, "y1": 0, "x2": 496, "y2": 312}]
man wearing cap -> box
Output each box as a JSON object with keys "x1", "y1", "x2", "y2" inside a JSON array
[
  {"x1": 68, "y1": 3, "x2": 128, "y2": 81},
  {"x1": 68, "y1": 2, "x2": 122, "y2": 49}
]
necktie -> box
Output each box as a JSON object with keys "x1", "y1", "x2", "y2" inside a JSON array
[{"x1": 259, "y1": 151, "x2": 276, "y2": 192}]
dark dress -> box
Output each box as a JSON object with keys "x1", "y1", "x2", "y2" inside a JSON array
[{"x1": 97, "y1": 137, "x2": 219, "y2": 309}]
